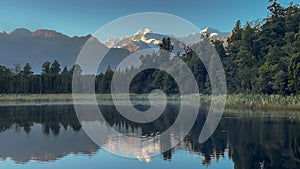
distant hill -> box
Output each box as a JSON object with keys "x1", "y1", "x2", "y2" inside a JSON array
[{"x1": 0, "y1": 28, "x2": 130, "y2": 72}]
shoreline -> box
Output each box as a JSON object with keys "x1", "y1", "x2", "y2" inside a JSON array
[{"x1": 0, "y1": 94, "x2": 299, "y2": 111}]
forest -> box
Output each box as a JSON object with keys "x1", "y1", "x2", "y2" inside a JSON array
[{"x1": 0, "y1": 0, "x2": 299, "y2": 95}]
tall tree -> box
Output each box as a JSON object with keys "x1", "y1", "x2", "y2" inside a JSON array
[
  {"x1": 12, "y1": 64, "x2": 22, "y2": 75},
  {"x1": 268, "y1": 0, "x2": 285, "y2": 19},
  {"x1": 20, "y1": 63, "x2": 34, "y2": 76},
  {"x1": 50, "y1": 60, "x2": 61, "y2": 74},
  {"x1": 159, "y1": 37, "x2": 173, "y2": 52},
  {"x1": 235, "y1": 22, "x2": 258, "y2": 92},
  {"x1": 61, "y1": 66, "x2": 69, "y2": 75},
  {"x1": 259, "y1": 46, "x2": 289, "y2": 94},
  {"x1": 41, "y1": 61, "x2": 51, "y2": 74},
  {"x1": 288, "y1": 53, "x2": 300, "y2": 94},
  {"x1": 0, "y1": 65, "x2": 13, "y2": 76},
  {"x1": 225, "y1": 20, "x2": 243, "y2": 92},
  {"x1": 99, "y1": 66, "x2": 113, "y2": 93}
]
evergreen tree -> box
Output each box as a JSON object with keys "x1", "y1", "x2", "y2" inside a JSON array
[
  {"x1": 0, "y1": 65, "x2": 13, "y2": 76},
  {"x1": 159, "y1": 37, "x2": 173, "y2": 52},
  {"x1": 20, "y1": 63, "x2": 34, "y2": 76},
  {"x1": 99, "y1": 66, "x2": 113, "y2": 93},
  {"x1": 50, "y1": 60, "x2": 61, "y2": 74},
  {"x1": 61, "y1": 66, "x2": 69, "y2": 75},
  {"x1": 288, "y1": 53, "x2": 300, "y2": 94},
  {"x1": 41, "y1": 61, "x2": 51, "y2": 74},
  {"x1": 235, "y1": 22, "x2": 258, "y2": 92},
  {"x1": 0, "y1": 1, "x2": 299, "y2": 95},
  {"x1": 259, "y1": 46, "x2": 289, "y2": 94},
  {"x1": 12, "y1": 64, "x2": 22, "y2": 75}
]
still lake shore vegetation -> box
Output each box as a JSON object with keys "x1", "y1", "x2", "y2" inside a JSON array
[
  {"x1": 0, "y1": 1, "x2": 299, "y2": 109},
  {"x1": 0, "y1": 94, "x2": 299, "y2": 111}
]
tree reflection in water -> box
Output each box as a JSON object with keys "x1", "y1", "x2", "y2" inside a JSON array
[{"x1": 0, "y1": 105, "x2": 299, "y2": 169}]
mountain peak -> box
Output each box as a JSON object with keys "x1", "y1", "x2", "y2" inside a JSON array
[
  {"x1": 104, "y1": 27, "x2": 230, "y2": 52},
  {"x1": 134, "y1": 28, "x2": 152, "y2": 36},
  {"x1": 200, "y1": 27, "x2": 209, "y2": 34},
  {"x1": 200, "y1": 27, "x2": 230, "y2": 38},
  {"x1": 105, "y1": 38, "x2": 120, "y2": 48},
  {"x1": 201, "y1": 27, "x2": 218, "y2": 34},
  {"x1": 9, "y1": 28, "x2": 32, "y2": 37},
  {"x1": 32, "y1": 29, "x2": 68, "y2": 38}
]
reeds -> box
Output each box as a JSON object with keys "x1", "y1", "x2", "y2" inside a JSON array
[{"x1": 0, "y1": 93, "x2": 299, "y2": 110}]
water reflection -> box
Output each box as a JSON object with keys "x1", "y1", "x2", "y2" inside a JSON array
[{"x1": 0, "y1": 105, "x2": 299, "y2": 169}]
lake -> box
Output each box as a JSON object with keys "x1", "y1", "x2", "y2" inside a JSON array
[{"x1": 0, "y1": 104, "x2": 299, "y2": 169}]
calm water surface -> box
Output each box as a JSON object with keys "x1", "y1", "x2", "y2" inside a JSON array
[{"x1": 0, "y1": 105, "x2": 299, "y2": 169}]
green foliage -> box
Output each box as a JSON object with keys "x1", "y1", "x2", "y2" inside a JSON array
[
  {"x1": 50, "y1": 60, "x2": 61, "y2": 74},
  {"x1": 288, "y1": 52, "x2": 300, "y2": 93},
  {"x1": 159, "y1": 37, "x2": 173, "y2": 52},
  {"x1": 20, "y1": 63, "x2": 34, "y2": 76},
  {"x1": 0, "y1": 65, "x2": 12, "y2": 76},
  {"x1": 97, "y1": 66, "x2": 113, "y2": 94},
  {"x1": 61, "y1": 66, "x2": 69, "y2": 75},
  {"x1": 0, "y1": 1, "x2": 300, "y2": 97},
  {"x1": 41, "y1": 61, "x2": 51, "y2": 74},
  {"x1": 222, "y1": 1, "x2": 300, "y2": 95}
]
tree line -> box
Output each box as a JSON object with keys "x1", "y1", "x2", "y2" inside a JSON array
[
  {"x1": 127, "y1": 0, "x2": 300, "y2": 96},
  {"x1": 0, "y1": 0, "x2": 299, "y2": 95},
  {"x1": 217, "y1": 0, "x2": 300, "y2": 95}
]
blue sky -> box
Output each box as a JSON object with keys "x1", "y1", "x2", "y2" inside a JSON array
[{"x1": 0, "y1": 0, "x2": 293, "y2": 39}]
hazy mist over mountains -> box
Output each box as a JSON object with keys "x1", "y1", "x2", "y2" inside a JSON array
[{"x1": 0, "y1": 27, "x2": 229, "y2": 72}]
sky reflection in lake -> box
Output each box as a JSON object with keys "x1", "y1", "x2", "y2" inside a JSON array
[{"x1": 0, "y1": 105, "x2": 299, "y2": 169}]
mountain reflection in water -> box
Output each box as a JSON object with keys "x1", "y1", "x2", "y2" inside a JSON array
[{"x1": 0, "y1": 105, "x2": 299, "y2": 169}]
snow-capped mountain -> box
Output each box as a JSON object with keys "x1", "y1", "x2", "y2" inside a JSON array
[
  {"x1": 201, "y1": 27, "x2": 230, "y2": 38},
  {"x1": 180, "y1": 27, "x2": 230, "y2": 45},
  {"x1": 105, "y1": 28, "x2": 185, "y2": 53},
  {"x1": 105, "y1": 28, "x2": 160, "y2": 47},
  {"x1": 105, "y1": 27, "x2": 230, "y2": 53}
]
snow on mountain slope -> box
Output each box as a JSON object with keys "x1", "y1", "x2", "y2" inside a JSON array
[
  {"x1": 105, "y1": 27, "x2": 230, "y2": 53},
  {"x1": 180, "y1": 27, "x2": 230, "y2": 45}
]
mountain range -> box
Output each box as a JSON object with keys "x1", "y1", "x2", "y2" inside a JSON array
[
  {"x1": 105, "y1": 27, "x2": 230, "y2": 53},
  {"x1": 0, "y1": 27, "x2": 230, "y2": 72}
]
